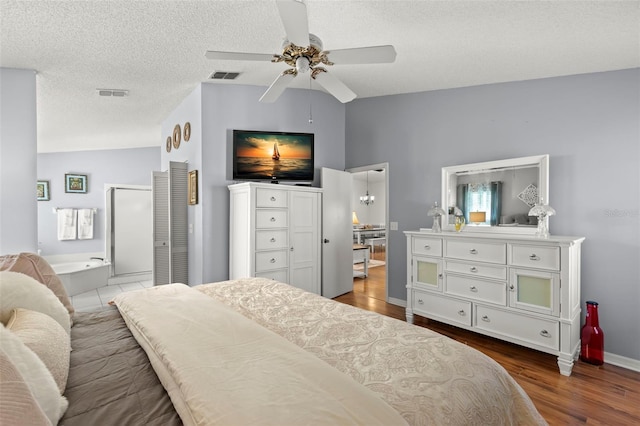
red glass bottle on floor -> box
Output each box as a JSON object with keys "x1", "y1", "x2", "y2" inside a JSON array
[{"x1": 580, "y1": 301, "x2": 604, "y2": 365}]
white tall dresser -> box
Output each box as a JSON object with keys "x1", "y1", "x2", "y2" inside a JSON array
[
  {"x1": 405, "y1": 229, "x2": 584, "y2": 375},
  {"x1": 229, "y1": 182, "x2": 322, "y2": 294}
]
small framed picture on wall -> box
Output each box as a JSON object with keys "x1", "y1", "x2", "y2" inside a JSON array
[
  {"x1": 65, "y1": 173, "x2": 88, "y2": 193},
  {"x1": 188, "y1": 170, "x2": 198, "y2": 205},
  {"x1": 37, "y1": 180, "x2": 50, "y2": 201}
]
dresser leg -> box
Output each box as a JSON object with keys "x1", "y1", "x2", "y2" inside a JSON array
[
  {"x1": 557, "y1": 353, "x2": 574, "y2": 376},
  {"x1": 406, "y1": 311, "x2": 414, "y2": 324}
]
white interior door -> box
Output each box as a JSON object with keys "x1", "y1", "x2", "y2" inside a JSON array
[
  {"x1": 151, "y1": 162, "x2": 188, "y2": 285},
  {"x1": 321, "y1": 167, "x2": 353, "y2": 298},
  {"x1": 152, "y1": 171, "x2": 170, "y2": 285},
  {"x1": 289, "y1": 190, "x2": 321, "y2": 294},
  {"x1": 169, "y1": 161, "x2": 188, "y2": 284}
]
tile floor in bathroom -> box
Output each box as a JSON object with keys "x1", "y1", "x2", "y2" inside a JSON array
[{"x1": 71, "y1": 280, "x2": 154, "y2": 311}]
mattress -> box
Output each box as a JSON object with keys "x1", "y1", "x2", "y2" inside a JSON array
[
  {"x1": 197, "y1": 277, "x2": 547, "y2": 425},
  {"x1": 60, "y1": 278, "x2": 546, "y2": 425}
]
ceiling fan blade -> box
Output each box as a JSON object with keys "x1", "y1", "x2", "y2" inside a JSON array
[
  {"x1": 325, "y1": 45, "x2": 397, "y2": 65},
  {"x1": 313, "y1": 71, "x2": 356, "y2": 103},
  {"x1": 259, "y1": 72, "x2": 296, "y2": 103},
  {"x1": 276, "y1": 0, "x2": 309, "y2": 47},
  {"x1": 205, "y1": 51, "x2": 274, "y2": 62}
]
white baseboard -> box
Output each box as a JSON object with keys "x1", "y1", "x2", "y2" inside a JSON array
[
  {"x1": 387, "y1": 297, "x2": 406, "y2": 308},
  {"x1": 604, "y1": 352, "x2": 640, "y2": 372}
]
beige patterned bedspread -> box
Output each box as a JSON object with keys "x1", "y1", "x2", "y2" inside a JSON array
[{"x1": 197, "y1": 278, "x2": 547, "y2": 426}]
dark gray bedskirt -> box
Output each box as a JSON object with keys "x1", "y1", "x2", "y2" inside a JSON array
[{"x1": 60, "y1": 306, "x2": 181, "y2": 426}]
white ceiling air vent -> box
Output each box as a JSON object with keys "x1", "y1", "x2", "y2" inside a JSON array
[
  {"x1": 97, "y1": 89, "x2": 129, "y2": 97},
  {"x1": 209, "y1": 71, "x2": 240, "y2": 80}
]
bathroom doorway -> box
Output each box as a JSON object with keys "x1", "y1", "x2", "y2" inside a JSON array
[{"x1": 105, "y1": 184, "x2": 153, "y2": 284}]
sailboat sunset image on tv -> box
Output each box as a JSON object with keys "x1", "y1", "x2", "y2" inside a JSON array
[{"x1": 233, "y1": 130, "x2": 314, "y2": 182}]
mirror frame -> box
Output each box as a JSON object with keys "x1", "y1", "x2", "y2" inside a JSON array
[{"x1": 441, "y1": 154, "x2": 549, "y2": 235}]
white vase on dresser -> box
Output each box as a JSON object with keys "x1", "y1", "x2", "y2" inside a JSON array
[
  {"x1": 405, "y1": 229, "x2": 585, "y2": 376},
  {"x1": 229, "y1": 182, "x2": 322, "y2": 295}
]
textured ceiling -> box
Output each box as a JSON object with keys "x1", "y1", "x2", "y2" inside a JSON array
[{"x1": 1, "y1": 0, "x2": 638, "y2": 153}]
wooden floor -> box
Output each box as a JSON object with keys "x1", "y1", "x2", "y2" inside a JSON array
[{"x1": 340, "y1": 257, "x2": 640, "y2": 425}]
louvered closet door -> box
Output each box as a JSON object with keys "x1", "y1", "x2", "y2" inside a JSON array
[
  {"x1": 152, "y1": 171, "x2": 170, "y2": 285},
  {"x1": 169, "y1": 161, "x2": 188, "y2": 285}
]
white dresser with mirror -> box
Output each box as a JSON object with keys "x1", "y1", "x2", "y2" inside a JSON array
[{"x1": 406, "y1": 155, "x2": 585, "y2": 376}]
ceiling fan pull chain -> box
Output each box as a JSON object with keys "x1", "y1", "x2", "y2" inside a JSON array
[{"x1": 308, "y1": 75, "x2": 313, "y2": 124}]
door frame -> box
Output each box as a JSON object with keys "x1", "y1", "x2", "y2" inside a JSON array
[{"x1": 346, "y1": 162, "x2": 389, "y2": 303}]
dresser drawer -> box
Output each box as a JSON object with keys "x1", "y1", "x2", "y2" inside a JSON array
[
  {"x1": 510, "y1": 244, "x2": 560, "y2": 271},
  {"x1": 412, "y1": 237, "x2": 443, "y2": 257},
  {"x1": 255, "y1": 250, "x2": 288, "y2": 272},
  {"x1": 412, "y1": 290, "x2": 471, "y2": 327},
  {"x1": 445, "y1": 275, "x2": 506, "y2": 305},
  {"x1": 445, "y1": 240, "x2": 506, "y2": 264},
  {"x1": 475, "y1": 305, "x2": 559, "y2": 351},
  {"x1": 256, "y1": 269, "x2": 288, "y2": 283},
  {"x1": 256, "y1": 188, "x2": 288, "y2": 208},
  {"x1": 445, "y1": 260, "x2": 507, "y2": 280},
  {"x1": 255, "y1": 230, "x2": 288, "y2": 250},
  {"x1": 256, "y1": 209, "x2": 288, "y2": 228}
]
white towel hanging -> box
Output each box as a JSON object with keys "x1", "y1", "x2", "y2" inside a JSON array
[
  {"x1": 57, "y1": 209, "x2": 77, "y2": 240},
  {"x1": 77, "y1": 208, "x2": 94, "y2": 240}
]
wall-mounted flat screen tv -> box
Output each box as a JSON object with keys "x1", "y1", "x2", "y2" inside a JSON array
[{"x1": 232, "y1": 130, "x2": 314, "y2": 182}]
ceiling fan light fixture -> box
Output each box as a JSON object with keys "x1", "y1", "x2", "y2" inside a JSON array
[{"x1": 296, "y1": 56, "x2": 310, "y2": 73}]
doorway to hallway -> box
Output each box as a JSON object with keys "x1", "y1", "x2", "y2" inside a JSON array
[{"x1": 347, "y1": 164, "x2": 388, "y2": 303}]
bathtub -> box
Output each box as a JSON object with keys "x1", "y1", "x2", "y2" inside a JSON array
[{"x1": 51, "y1": 260, "x2": 109, "y2": 297}]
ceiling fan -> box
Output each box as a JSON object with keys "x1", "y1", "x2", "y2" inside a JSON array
[{"x1": 205, "y1": 0, "x2": 396, "y2": 103}]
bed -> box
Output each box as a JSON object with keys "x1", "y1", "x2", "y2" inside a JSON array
[{"x1": 0, "y1": 254, "x2": 547, "y2": 425}]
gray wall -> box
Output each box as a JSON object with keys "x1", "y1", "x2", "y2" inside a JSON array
[
  {"x1": 0, "y1": 68, "x2": 37, "y2": 254},
  {"x1": 37, "y1": 147, "x2": 160, "y2": 256},
  {"x1": 345, "y1": 68, "x2": 640, "y2": 361},
  {"x1": 161, "y1": 83, "x2": 346, "y2": 284}
]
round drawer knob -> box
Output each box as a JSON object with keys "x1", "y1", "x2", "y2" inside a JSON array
[
  {"x1": 470, "y1": 286, "x2": 478, "y2": 292},
  {"x1": 270, "y1": 217, "x2": 276, "y2": 222},
  {"x1": 417, "y1": 299, "x2": 424, "y2": 304},
  {"x1": 270, "y1": 196, "x2": 276, "y2": 201},
  {"x1": 424, "y1": 245, "x2": 430, "y2": 250},
  {"x1": 458, "y1": 310, "x2": 465, "y2": 316},
  {"x1": 481, "y1": 315, "x2": 490, "y2": 322},
  {"x1": 470, "y1": 267, "x2": 478, "y2": 272},
  {"x1": 270, "y1": 237, "x2": 276, "y2": 242},
  {"x1": 540, "y1": 330, "x2": 551, "y2": 338},
  {"x1": 470, "y1": 249, "x2": 478, "y2": 254},
  {"x1": 270, "y1": 258, "x2": 276, "y2": 263},
  {"x1": 529, "y1": 254, "x2": 540, "y2": 261}
]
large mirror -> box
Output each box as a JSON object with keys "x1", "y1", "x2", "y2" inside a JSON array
[{"x1": 441, "y1": 154, "x2": 549, "y2": 235}]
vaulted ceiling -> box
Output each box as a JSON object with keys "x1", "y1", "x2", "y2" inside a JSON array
[{"x1": 1, "y1": 0, "x2": 638, "y2": 153}]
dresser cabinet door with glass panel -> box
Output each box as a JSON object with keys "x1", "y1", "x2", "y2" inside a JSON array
[
  {"x1": 412, "y1": 256, "x2": 443, "y2": 292},
  {"x1": 509, "y1": 268, "x2": 560, "y2": 316}
]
